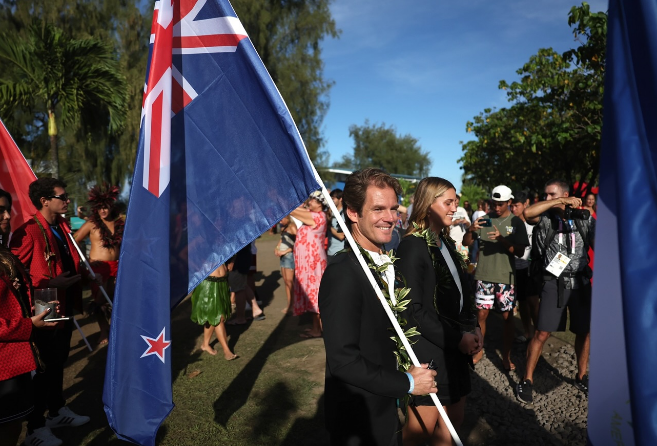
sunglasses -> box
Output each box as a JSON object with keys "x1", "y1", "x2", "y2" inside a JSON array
[{"x1": 48, "y1": 194, "x2": 69, "y2": 201}]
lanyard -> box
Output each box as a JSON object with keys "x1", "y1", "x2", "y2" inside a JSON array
[
  {"x1": 557, "y1": 220, "x2": 576, "y2": 255},
  {"x1": 437, "y1": 241, "x2": 463, "y2": 312},
  {"x1": 49, "y1": 224, "x2": 70, "y2": 255}
]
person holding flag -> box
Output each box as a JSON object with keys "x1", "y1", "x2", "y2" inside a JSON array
[
  {"x1": 319, "y1": 168, "x2": 438, "y2": 446},
  {"x1": 10, "y1": 178, "x2": 88, "y2": 446},
  {"x1": 102, "y1": 0, "x2": 324, "y2": 443}
]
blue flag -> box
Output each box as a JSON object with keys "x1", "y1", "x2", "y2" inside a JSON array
[
  {"x1": 588, "y1": 0, "x2": 657, "y2": 445},
  {"x1": 102, "y1": 0, "x2": 320, "y2": 444}
]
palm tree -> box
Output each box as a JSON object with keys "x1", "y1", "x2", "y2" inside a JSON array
[{"x1": 0, "y1": 21, "x2": 128, "y2": 177}]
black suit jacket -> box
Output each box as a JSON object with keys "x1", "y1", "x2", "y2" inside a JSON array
[
  {"x1": 396, "y1": 236, "x2": 473, "y2": 405},
  {"x1": 319, "y1": 251, "x2": 409, "y2": 446}
]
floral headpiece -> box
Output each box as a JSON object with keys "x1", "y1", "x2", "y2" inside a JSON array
[
  {"x1": 88, "y1": 183, "x2": 120, "y2": 213},
  {"x1": 309, "y1": 190, "x2": 328, "y2": 210}
]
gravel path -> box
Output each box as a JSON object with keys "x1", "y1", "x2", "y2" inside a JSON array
[{"x1": 461, "y1": 315, "x2": 589, "y2": 446}]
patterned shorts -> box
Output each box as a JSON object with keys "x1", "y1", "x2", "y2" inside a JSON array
[{"x1": 475, "y1": 280, "x2": 515, "y2": 311}]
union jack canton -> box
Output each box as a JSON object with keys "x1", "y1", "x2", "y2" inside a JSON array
[{"x1": 142, "y1": 0, "x2": 247, "y2": 197}]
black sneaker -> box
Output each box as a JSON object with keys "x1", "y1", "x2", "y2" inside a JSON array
[
  {"x1": 516, "y1": 379, "x2": 533, "y2": 404},
  {"x1": 574, "y1": 374, "x2": 589, "y2": 395}
]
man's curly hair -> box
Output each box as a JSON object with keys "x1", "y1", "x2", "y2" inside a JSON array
[{"x1": 28, "y1": 178, "x2": 67, "y2": 210}]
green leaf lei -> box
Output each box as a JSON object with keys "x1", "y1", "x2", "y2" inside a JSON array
[
  {"x1": 34, "y1": 215, "x2": 56, "y2": 279},
  {"x1": 355, "y1": 245, "x2": 420, "y2": 374},
  {"x1": 411, "y1": 223, "x2": 477, "y2": 320}
]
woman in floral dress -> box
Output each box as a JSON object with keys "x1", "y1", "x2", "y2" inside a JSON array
[{"x1": 290, "y1": 191, "x2": 328, "y2": 338}]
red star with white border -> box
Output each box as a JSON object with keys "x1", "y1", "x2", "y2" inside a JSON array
[{"x1": 140, "y1": 327, "x2": 171, "y2": 363}]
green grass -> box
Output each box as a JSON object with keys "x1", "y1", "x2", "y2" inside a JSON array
[{"x1": 49, "y1": 236, "x2": 330, "y2": 446}]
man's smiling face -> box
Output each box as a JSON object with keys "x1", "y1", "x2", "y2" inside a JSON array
[{"x1": 347, "y1": 185, "x2": 399, "y2": 252}]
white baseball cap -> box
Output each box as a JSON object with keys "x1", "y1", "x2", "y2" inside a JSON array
[{"x1": 491, "y1": 185, "x2": 514, "y2": 201}]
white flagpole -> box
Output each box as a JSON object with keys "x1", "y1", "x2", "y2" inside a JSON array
[
  {"x1": 263, "y1": 52, "x2": 461, "y2": 443},
  {"x1": 67, "y1": 233, "x2": 113, "y2": 307},
  {"x1": 314, "y1": 176, "x2": 463, "y2": 446}
]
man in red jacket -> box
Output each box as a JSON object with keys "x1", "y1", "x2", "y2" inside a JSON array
[{"x1": 10, "y1": 178, "x2": 89, "y2": 446}]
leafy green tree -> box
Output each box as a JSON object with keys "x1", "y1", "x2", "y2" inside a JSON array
[
  {"x1": 460, "y1": 3, "x2": 606, "y2": 196},
  {"x1": 1, "y1": 0, "x2": 336, "y2": 189},
  {"x1": 459, "y1": 183, "x2": 488, "y2": 206},
  {"x1": 0, "y1": 0, "x2": 148, "y2": 193},
  {"x1": 337, "y1": 120, "x2": 432, "y2": 178},
  {"x1": 233, "y1": 0, "x2": 339, "y2": 164},
  {"x1": 0, "y1": 21, "x2": 128, "y2": 178},
  {"x1": 397, "y1": 178, "x2": 417, "y2": 206}
]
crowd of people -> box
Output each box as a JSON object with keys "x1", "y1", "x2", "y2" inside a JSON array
[
  {"x1": 1, "y1": 179, "x2": 93, "y2": 446},
  {"x1": 0, "y1": 170, "x2": 597, "y2": 446},
  {"x1": 305, "y1": 169, "x2": 595, "y2": 445}
]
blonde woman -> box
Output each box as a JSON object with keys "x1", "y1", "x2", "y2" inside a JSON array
[{"x1": 396, "y1": 177, "x2": 482, "y2": 446}]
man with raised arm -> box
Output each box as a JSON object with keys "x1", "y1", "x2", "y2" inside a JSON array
[
  {"x1": 319, "y1": 168, "x2": 438, "y2": 446},
  {"x1": 516, "y1": 179, "x2": 595, "y2": 404}
]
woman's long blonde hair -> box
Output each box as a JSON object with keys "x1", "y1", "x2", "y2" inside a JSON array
[{"x1": 405, "y1": 177, "x2": 456, "y2": 238}]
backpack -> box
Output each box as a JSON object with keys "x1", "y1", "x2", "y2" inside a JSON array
[{"x1": 529, "y1": 214, "x2": 590, "y2": 284}]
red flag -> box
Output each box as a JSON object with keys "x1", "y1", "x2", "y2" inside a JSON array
[{"x1": 0, "y1": 118, "x2": 37, "y2": 230}]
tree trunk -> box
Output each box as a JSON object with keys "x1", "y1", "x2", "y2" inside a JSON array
[{"x1": 48, "y1": 110, "x2": 59, "y2": 177}]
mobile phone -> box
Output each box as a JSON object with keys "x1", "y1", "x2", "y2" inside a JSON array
[
  {"x1": 44, "y1": 317, "x2": 71, "y2": 322},
  {"x1": 479, "y1": 218, "x2": 492, "y2": 227}
]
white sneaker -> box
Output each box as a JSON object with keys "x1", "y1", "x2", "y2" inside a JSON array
[
  {"x1": 45, "y1": 406, "x2": 90, "y2": 428},
  {"x1": 24, "y1": 427, "x2": 62, "y2": 446}
]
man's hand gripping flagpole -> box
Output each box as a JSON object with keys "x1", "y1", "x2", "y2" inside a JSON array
[{"x1": 314, "y1": 173, "x2": 464, "y2": 446}]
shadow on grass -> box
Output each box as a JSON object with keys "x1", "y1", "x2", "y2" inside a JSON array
[
  {"x1": 53, "y1": 297, "x2": 204, "y2": 445},
  {"x1": 213, "y1": 313, "x2": 289, "y2": 426},
  {"x1": 247, "y1": 381, "x2": 297, "y2": 441},
  {"x1": 257, "y1": 269, "x2": 282, "y2": 310},
  {"x1": 279, "y1": 393, "x2": 329, "y2": 446},
  {"x1": 223, "y1": 269, "x2": 283, "y2": 351}
]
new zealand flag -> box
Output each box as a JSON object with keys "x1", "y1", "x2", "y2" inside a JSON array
[{"x1": 102, "y1": 1, "x2": 320, "y2": 444}]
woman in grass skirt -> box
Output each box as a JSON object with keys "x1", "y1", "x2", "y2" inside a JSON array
[{"x1": 191, "y1": 263, "x2": 237, "y2": 360}]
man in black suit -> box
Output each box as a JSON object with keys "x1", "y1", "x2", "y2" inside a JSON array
[{"x1": 319, "y1": 168, "x2": 438, "y2": 446}]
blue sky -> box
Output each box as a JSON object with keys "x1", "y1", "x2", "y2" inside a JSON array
[{"x1": 319, "y1": 0, "x2": 608, "y2": 191}]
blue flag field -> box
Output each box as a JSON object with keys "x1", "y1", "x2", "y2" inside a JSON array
[
  {"x1": 588, "y1": 0, "x2": 657, "y2": 445},
  {"x1": 102, "y1": 0, "x2": 320, "y2": 444}
]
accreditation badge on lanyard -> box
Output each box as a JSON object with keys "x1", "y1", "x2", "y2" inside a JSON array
[{"x1": 545, "y1": 219, "x2": 575, "y2": 277}]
